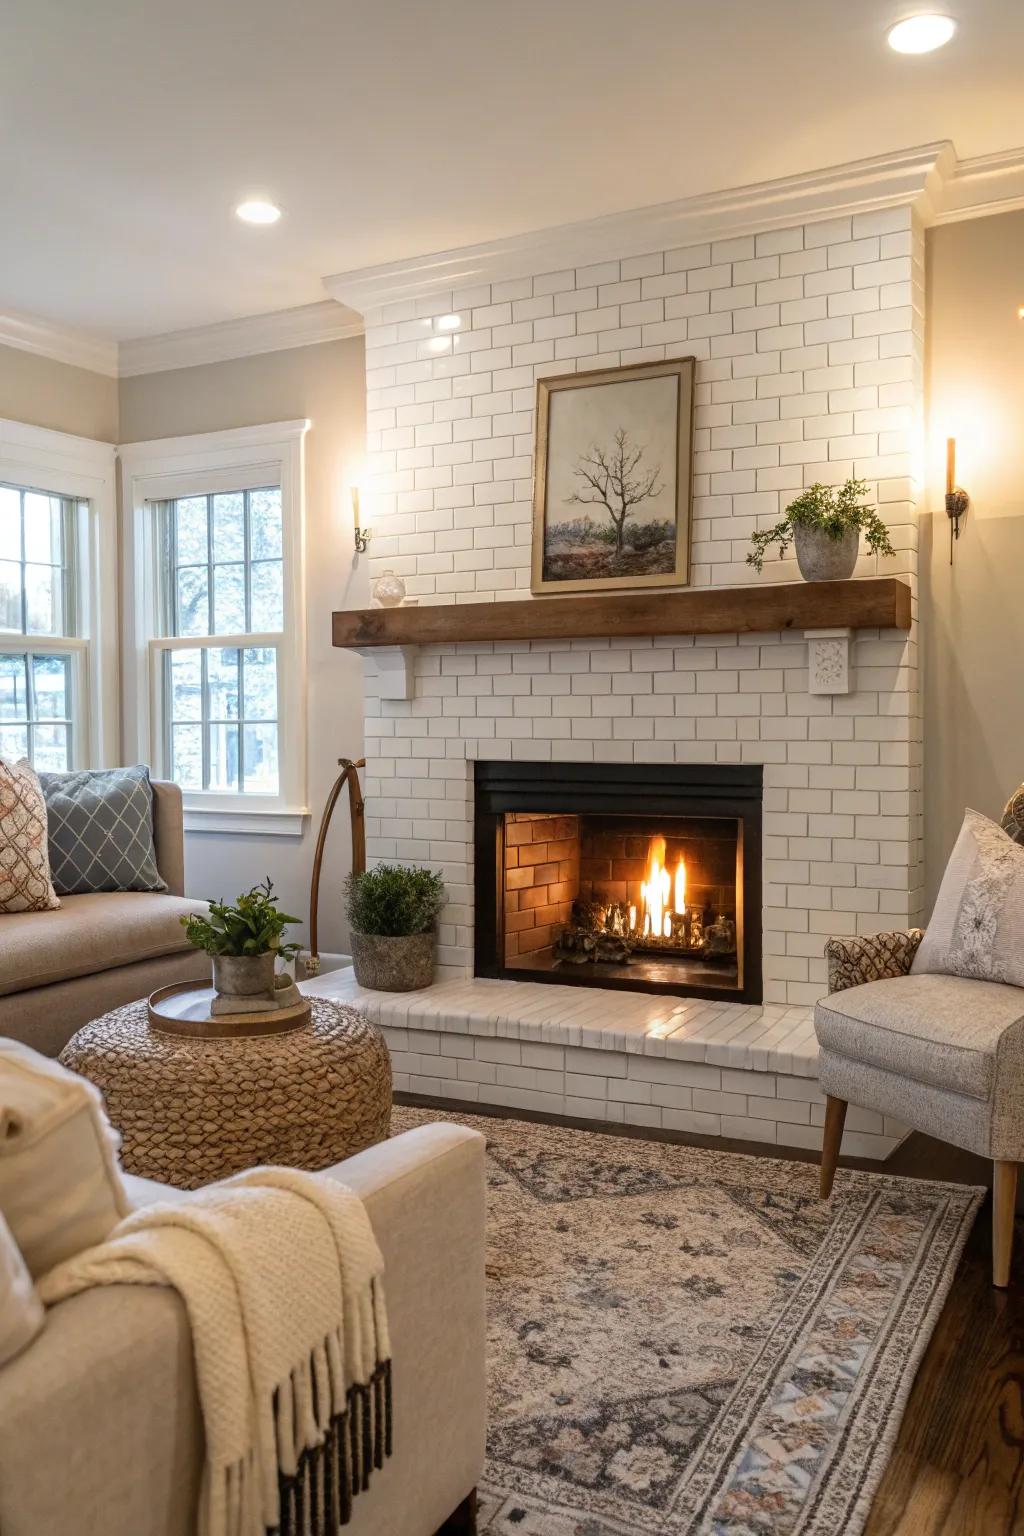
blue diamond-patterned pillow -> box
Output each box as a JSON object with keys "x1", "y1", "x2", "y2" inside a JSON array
[{"x1": 37, "y1": 765, "x2": 167, "y2": 896}]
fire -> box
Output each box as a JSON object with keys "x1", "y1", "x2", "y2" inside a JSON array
[{"x1": 639, "y1": 835, "x2": 686, "y2": 938}]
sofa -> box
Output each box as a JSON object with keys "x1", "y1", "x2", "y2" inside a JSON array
[
  {"x1": 0, "y1": 780, "x2": 207, "y2": 1057},
  {"x1": 0, "y1": 1120, "x2": 487, "y2": 1536}
]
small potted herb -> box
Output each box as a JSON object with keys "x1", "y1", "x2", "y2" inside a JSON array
[
  {"x1": 181, "y1": 878, "x2": 302, "y2": 1001},
  {"x1": 746, "y1": 478, "x2": 896, "y2": 582},
  {"x1": 345, "y1": 864, "x2": 446, "y2": 991}
]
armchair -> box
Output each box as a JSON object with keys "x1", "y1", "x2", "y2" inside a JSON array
[{"x1": 816, "y1": 928, "x2": 1024, "y2": 1287}]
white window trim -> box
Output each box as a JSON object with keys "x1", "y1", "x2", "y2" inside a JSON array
[
  {"x1": 0, "y1": 416, "x2": 118, "y2": 768},
  {"x1": 119, "y1": 420, "x2": 310, "y2": 836}
]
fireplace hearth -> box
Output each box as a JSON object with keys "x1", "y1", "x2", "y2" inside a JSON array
[{"x1": 474, "y1": 762, "x2": 763, "y2": 1002}]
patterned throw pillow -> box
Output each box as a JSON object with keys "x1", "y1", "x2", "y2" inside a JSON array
[
  {"x1": 0, "y1": 758, "x2": 60, "y2": 913},
  {"x1": 38, "y1": 765, "x2": 167, "y2": 896},
  {"x1": 1001, "y1": 783, "x2": 1024, "y2": 847},
  {"x1": 913, "y1": 808, "x2": 1024, "y2": 988}
]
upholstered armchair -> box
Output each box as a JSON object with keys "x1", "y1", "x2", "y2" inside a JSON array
[{"x1": 815, "y1": 926, "x2": 1024, "y2": 1287}]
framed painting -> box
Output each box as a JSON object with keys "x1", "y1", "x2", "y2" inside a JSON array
[{"x1": 531, "y1": 357, "x2": 695, "y2": 595}]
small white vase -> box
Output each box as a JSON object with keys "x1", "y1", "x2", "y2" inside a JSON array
[{"x1": 373, "y1": 570, "x2": 407, "y2": 608}]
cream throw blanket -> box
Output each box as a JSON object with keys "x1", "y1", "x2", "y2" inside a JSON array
[{"x1": 38, "y1": 1167, "x2": 392, "y2": 1536}]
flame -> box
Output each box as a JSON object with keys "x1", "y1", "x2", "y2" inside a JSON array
[
  {"x1": 639, "y1": 836, "x2": 686, "y2": 937},
  {"x1": 674, "y1": 856, "x2": 686, "y2": 915}
]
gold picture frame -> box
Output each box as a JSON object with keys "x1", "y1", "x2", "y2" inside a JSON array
[{"x1": 531, "y1": 357, "x2": 695, "y2": 595}]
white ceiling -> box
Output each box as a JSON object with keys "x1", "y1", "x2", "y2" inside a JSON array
[{"x1": 3, "y1": 0, "x2": 1024, "y2": 342}]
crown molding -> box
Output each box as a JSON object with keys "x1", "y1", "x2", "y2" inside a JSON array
[
  {"x1": 117, "y1": 300, "x2": 363, "y2": 377},
  {"x1": 0, "y1": 300, "x2": 362, "y2": 380},
  {"x1": 6, "y1": 141, "x2": 1022, "y2": 378},
  {"x1": 324, "y1": 141, "x2": 1024, "y2": 316},
  {"x1": 324, "y1": 142, "x2": 955, "y2": 315},
  {"x1": 0, "y1": 308, "x2": 119, "y2": 378},
  {"x1": 929, "y1": 145, "x2": 1024, "y2": 226}
]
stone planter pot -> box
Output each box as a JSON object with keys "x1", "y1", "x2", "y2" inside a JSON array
[
  {"x1": 212, "y1": 950, "x2": 276, "y2": 999},
  {"x1": 350, "y1": 930, "x2": 435, "y2": 992},
  {"x1": 793, "y1": 522, "x2": 860, "y2": 582}
]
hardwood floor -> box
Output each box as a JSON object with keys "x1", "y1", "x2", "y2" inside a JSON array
[
  {"x1": 399, "y1": 1093, "x2": 1024, "y2": 1536},
  {"x1": 865, "y1": 1142, "x2": 1024, "y2": 1536}
]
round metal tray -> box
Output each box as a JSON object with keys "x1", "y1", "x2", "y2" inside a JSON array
[{"x1": 147, "y1": 980, "x2": 313, "y2": 1039}]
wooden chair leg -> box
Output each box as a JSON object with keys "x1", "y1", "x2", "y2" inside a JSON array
[
  {"x1": 992, "y1": 1161, "x2": 1018, "y2": 1288},
  {"x1": 820, "y1": 1095, "x2": 848, "y2": 1198},
  {"x1": 435, "y1": 1489, "x2": 478, "y2": 1535}
]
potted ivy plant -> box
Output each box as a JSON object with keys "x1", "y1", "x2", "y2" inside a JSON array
[
  {"x1": 345, "y1": 864, "x2": 446, "y2": 992},
  {"x1": 746, "y1": 478, "x2": 896, "y2": 582},
  {"x1": 181, "y1": 878, "x2": 302, "y2": 1001}
]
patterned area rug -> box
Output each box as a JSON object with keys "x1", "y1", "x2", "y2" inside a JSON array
[{"x1": 392, "y1": 1106, "x2": 983, "y2": 1536}]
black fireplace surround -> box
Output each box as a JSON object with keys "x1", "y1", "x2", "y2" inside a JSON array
[{"x1": 474, "y1": 761, "x2": 763, "y2": 1003}]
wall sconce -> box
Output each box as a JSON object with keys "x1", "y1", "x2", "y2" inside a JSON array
[
  {"x1": 944, "y1": 437, "x2": 969, "y2": 565},
  {"x1": 351, "y1": 484, "x2": 371, "y2": 554}
]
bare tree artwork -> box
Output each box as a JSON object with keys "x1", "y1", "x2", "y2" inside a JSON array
[{"x1": 566, "y1": 429, "x2": 664, "y2": 554}]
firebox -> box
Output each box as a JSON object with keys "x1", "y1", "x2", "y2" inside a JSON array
[{"x1": 474, "y1": 761, "x2": 763, "y2": 1002}]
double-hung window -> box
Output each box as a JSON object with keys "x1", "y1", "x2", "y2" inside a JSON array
[
  {"x1": 159, "y1": 487, "x2": 283, "y2": 795},
  {"x1": 0, "y1": 420, "x2": 117, "y2": 771},
  {"x1": 121, "y1": 422, "x2": 308, "y2": 835}
]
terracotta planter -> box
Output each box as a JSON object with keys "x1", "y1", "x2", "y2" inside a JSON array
[
  {"x1": 350, "y1": 930, "x2": 435, "y2": 992},
  {"x1": 211, "y1": 950, "x2": 276, "y2": 999},
  {"x1": 793, "y1": 522, "x2": 860, "y2": 582}
]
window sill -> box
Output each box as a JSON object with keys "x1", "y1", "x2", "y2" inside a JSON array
[{"x1": 183, "y1": 804, "x2": 311, "y2": 837}]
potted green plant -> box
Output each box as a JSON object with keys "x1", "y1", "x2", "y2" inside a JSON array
[
  {"x1": 746, "y1": 478, "x2": 896, "y2": 582},
  {"x1": 345, "y1": 864, "x2": 446, "y2": 991},
  {"x1": 181, "y1": 878, "x2": 302, "y2": 1002}
]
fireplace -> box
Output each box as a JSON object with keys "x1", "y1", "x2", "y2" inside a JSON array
[{"x1": 474, "y1": 762, "x2": 763, "y2": 1002}]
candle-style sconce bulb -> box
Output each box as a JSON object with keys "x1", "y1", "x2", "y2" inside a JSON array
[{"x1": 944, "y1": 437, "x2": 969, "y2": 566}]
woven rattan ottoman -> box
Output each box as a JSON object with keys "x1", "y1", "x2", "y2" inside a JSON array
[{"x1": 61, "y1": 997, "x2": 392, "y2": 1189}]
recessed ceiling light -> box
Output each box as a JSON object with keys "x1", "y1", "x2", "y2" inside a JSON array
[
  {"x1": 886, "y1": 14, "x2": 957, "y2": 53},
  {"x1": 235, "y1": 199, "x2": 282, "y2": 225}
]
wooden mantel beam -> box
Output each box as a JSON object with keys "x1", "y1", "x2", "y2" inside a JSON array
[{"x1": 332, "y1": 578, "x2": 911, "y2": 652}]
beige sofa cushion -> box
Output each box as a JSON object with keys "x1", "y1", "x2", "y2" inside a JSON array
[
  {"x1": 0, "y1": 1039, "x2": 130, "y2": 1277},
  {"x1": 0, "y1": 952, "x2": 207, "y2": 1058},
  {"x1": 815, "y1": 972, "x2": 1024, "y2": 1101},
  {"x1": 0, "y1": 891, "x2": 203, "y2": 998}
]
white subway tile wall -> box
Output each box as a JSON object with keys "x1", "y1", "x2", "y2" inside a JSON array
[{"x1": 357, "y1": 207, "x2": 925, "y2": 1006}]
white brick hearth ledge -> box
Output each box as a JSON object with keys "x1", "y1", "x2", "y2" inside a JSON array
[{"x1": 302, "y1": 970, "x2": 907, "y2": 1161}]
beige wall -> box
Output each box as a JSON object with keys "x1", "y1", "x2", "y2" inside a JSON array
[
  {"x1": 119, "y1": 337, "x2": 368, "y2": 953},
  {"x1": 0, "y1": 343, "x2": 119, "y2": 441},
  {"x1": 923, "y1": 209, "x2": 1024, "y2": 908}
]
